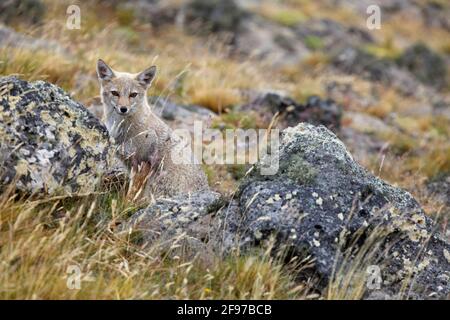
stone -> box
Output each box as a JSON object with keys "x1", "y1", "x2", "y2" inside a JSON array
[
  {"x1": 231, "y1": 123, "x2": 450, "y2": 299},
  {"x1": 240, "y1": 92, "x2": 342, "y2": 132},
  {"x1": 396, "y1": 43, "x2": 448, "y2": 90},
  {"x1": 0, "y1": 76, "x2": 112, "y2": 196}
]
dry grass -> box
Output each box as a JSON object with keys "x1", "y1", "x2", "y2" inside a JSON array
[
  {"x1": 0, "y1": 187, "x2": 311, "y2": 299},
  {"x1": 326, "y1": 226, "x2": 388, "y2": 300},
  {"x1": 1, "y1": 0, "x2": 283, "y2": 111}
]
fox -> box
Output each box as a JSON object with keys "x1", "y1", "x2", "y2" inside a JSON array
[{"x1": 96, "y1": 59, "x2": 209, "y2": 199}]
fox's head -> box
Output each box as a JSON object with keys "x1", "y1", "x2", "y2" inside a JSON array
[{"x1": 96, "y1": 59, "x2": 157, "y2": 115}]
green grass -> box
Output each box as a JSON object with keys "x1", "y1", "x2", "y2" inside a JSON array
[{"x1": 304, "y1": 36, "x2": 324, "y2": 51}]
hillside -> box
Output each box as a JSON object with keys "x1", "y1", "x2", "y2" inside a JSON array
[{"x1": 0, "y1": 0, "x2": 449, "y2": 300}]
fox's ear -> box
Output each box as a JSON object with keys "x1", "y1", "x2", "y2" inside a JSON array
[
  {"x1": 136, "y1": 66, "x2": 157, "y2": 88},
  {"x1": 97, "y1": 59, "x2": 115, "y2": 81}
]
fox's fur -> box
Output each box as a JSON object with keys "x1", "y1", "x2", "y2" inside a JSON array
[{"x1": 96, "y1": 59, "x2": 209, "y2": 198}]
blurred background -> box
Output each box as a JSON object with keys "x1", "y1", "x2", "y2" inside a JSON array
[{"x1": 0, "y1": 0, "x2": 449, "y2": 225}]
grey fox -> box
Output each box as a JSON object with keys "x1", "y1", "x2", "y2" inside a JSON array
[{"x1": 96, "y1": 59, "x2": 209, "y2": 198}]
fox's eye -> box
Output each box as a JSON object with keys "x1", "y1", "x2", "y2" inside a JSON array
[
  {"x1": 111, "y1": 90, "x2": 120, "y2": 97},
  {"x1": 129, "y1": 92, "x2": 138, "y2": 98}
]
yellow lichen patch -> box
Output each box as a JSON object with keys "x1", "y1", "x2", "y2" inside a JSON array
[
  {"x1": 75, "y1": 173, "x2": 98, "y2": 193},
  {"x1": 68, "y1": 147, "x2": 77, "y2": 158},
  {"x1": 391, "y1": 216, "x2": 428, "y2": 242},
  {"x1": 39, "y1": 110, "x2": 58, "y2": 127},
  {"x1": 14, "y1": 159, "x2": 29, "y2": 176},
  {"x1": 411, "y1": 213, "x2": 426, "y2": 227},
  {"x1": 444, "y1": 249, "x2": 450, "y2": 264},
  {"x1": 28, "y1": 164, "x2": 60, "y2": 194},
  {"x1": 6, "y1": 94, "x2": 21, "y2": 110}
]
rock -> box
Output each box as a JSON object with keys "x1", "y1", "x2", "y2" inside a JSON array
[
  {"x1": 344, "y1": 111, "x2": 394, "y2": 135},
  {"x1": 126, "y1": 121, "x2": 450, "y2": 298},
  {"x1": 295, "y1": 18, "x2": 374, "y2": 52},
  {"x1": 433, "y1": 98, "x2": 450, "y2": 121},
  {"x1": 0, "y1": 25, "x2": 68, "y2": 56},
  {"x1": 332, "y1": 47, "x2": 421, "y2": 96},
  {"x1": 125, "y1": 0, "x2": 248, "y2": 40},
  {"x1": 118, "y1": 0, "x2": 181, "y2": 29},
  {"x1": 421, "y1": 1, "x2": 450, "y2": 32},
  {"x1": 0, "y1": 0, "x2": 45, "y2": 25},
  {"x1": 232, "y1": 123, "x2": 450, "y2": 299},
  {"x1": 150, "y1": 96, "x2": 217, "y2": 134},
  {"x1": 125, "y1": 191, "x2": 224, "y2": 258},
  {"x1": 332, "y1": 47, "x2": 394, "y2": 83},
  {"x1": 0, "y1": 76, "x2": 111, "y2": 195},
  {"x1": 183, "y1": 0, "x2": 248, "y2": 37},
  {"x1": 240, "y1": 92, "x2": 342, "y2": 132},
  {"x1": 396, "y1": 43, "x2": 448, "y2": 90},
  {"x1": 234, "y1": 16, "x2": 310, "y2": 66}
]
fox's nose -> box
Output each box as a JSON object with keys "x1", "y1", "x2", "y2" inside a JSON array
[{"x1": 119, "y1": 107, "x2": 128, "y2": 114}]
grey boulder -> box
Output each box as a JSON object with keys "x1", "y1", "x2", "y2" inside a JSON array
[
  {"x1": 0, "y1": 76, "x2": 111, "y2": 195},
  {"x1": 233, "y1": 123, "x2": 450, "y2": 299}
]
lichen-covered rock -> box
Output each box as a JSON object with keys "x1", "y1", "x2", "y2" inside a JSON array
[
  {"x1": 0, "y1": 76, "x2": 111, "y2": 195},
  {"x1": 421, "y1": 2, "x2": 450, "y2": 32},
  {"x1": 234, "y1": 15, "x2": 310, "y2": 66},
  {"x1": 183, "y1": 0, "x2": 248, "y2": 36},
  {"x1": 0, "y1": 25, "x2": 68, "y2": 55},
  {"x1": 232, "y1": 123, "x2": 450, "y2": 299},
  {"x1": 0, "y1": 0, "x2": 45, "y2": 25},
  {"x1": 396, "y1": 43, "x2": 448, "y2": 90},
  {"x1": 295, "y1": 18, "x2": 374, "y2": 52},
  {"x1": 125, "y1": 191, "x2": 224, "y2": 256},
  {"x1": 332, "y1": 47, "x2": 420, "y2": 96},
  {"x1": 150, "y1": 96, "x2": 217, "y2": 134},
  {"x1": 240, "y1": 92, "x2": 342, "y2": 132}
]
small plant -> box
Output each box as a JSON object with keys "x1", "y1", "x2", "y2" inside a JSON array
[
  {"x1": 304, "y1": 36, "x2": 324, "y2": 51},
  {"x1": 211, "y1": 111, "x2": 258, "y2": 130},
  {"x1": 227, "y1": 164, "x2": 249, "y2": 181},
  {"x1": 256, "y1": 3, "x2": 306, "y2": 27},
  {"x1": 116, "y1": 7, "x2": 135, "y2": 27}
]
